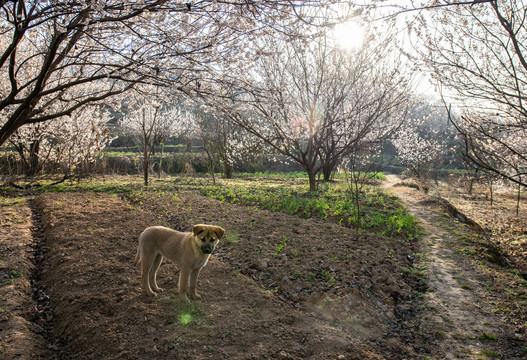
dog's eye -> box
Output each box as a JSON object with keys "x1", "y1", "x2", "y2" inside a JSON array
[{"x1": 201, "y1": 238, "x2": 206, "y2": 242}]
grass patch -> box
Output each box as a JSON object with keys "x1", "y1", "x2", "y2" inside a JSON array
[
  {"x1": 3, "y1": 174, "x2": 418, "y2": 242},
  {"x1": 479, "y1": 349, "x2": 499, "y2": 358},
  {"x1": 479, "y1": 333, "x2": 498, "y2": 341},
  {"x1": 199, "y1": 177, "x2": 418, "y2": 240},
  {"x1": 9, "y1": 269, "x2": 23, "y2": 278},
  {"x1": 40, "y1": 180, "x2": 134, "y2": 195},
  {"x1": 28, "y1": 173, "x2": 418, "y2": 240}
]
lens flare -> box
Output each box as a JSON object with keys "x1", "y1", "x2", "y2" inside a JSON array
[{"x1": 179, "y1": 312, "x2": 192, "y2": 325}]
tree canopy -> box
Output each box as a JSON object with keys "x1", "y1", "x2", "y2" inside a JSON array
[{"x1": 0, "y1": 0, "x2": 346, "y2": 147}]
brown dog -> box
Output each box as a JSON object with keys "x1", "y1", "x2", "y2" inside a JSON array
[{"x1": 134, "y1": 224, "x2": 225, "y2": 303}]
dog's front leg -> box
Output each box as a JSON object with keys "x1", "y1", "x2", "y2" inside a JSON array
[
  {"x1": 178, "y1": 269, "x2": 191, "y2": 303},
  {"x1": 189, "y1": 268, "x2": 202, "y2": 300}
]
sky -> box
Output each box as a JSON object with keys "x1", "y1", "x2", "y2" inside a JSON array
[{"x1": 331, "y1": 0, "x2": 439, "y2": 99}]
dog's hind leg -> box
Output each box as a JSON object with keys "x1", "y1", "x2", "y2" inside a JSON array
[
  {"x1": 140, "y1": 252, "x2": 157, "y2": 296},
  {"x1": 149, "y1": 254, "x2": 164, "y2": 293}
]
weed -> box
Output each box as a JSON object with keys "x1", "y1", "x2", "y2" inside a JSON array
[
  {"x1": 264, "y1": 287, "x2": 279, "y2": 295},
  {"x1": 320, "y1": 296, "x2": 334, "y2": 307},
  {"x1": 292, "y1": 271, "x2": 302, "y2": 279},
  {"x1": 305, "y1": 272, "x2": 316, "y2": 282},
  {"x1": 9, "y1": 269, "x2": 23, "y2": 278},
  {"x1": 347, "y1": 315, "x2": 359, "y2": 325},
  {"x1": 326, "y1": 275, "x2": 336, "y2": 287},
  {"x1": 402, "y1": 267, "x2": 427, "y2": 277},
  {"x1": 479, "y1": 333, "x2": 497, "y2": 341},
  {"x1": 479, "y1": 350, "x2": 499, "y2": 358},
  {"x1": 451, "y1": 333, "x2": 467, "y2": 340},
  {"x1": 436, "y1": 329, "x2": 447, "y2": 338},
  {"x1": 274, "y1": 237, "x2": 287, "y2": 256},
  {"x1": 459, "y1": 248, "x2": 475, "y2": 255}
]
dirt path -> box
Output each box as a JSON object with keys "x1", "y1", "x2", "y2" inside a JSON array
[{"x1": 383, "y1": 175, "x2": 523, "y2": 359}]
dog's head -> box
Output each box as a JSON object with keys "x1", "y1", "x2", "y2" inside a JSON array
[{"x1": 192, "y1": 224, "x2": 225, "y2": 255}]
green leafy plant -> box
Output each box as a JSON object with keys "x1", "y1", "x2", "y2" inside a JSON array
[{"x1": 274, "y1": 237, "x2": 287, "y2": 256}]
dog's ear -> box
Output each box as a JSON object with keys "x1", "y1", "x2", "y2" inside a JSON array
[
  {"x1": 213, "y1": 226, "x2": 226, "y2": 240},
  {"x1": 192, "y1": 224, "x2": 206, "y2": 236}
]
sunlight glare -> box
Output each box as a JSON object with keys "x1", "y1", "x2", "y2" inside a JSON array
[{"x1": 333, "y1": 21, "x2": 364, "y2": 51}]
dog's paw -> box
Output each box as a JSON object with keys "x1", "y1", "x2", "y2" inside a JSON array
[
  {"x1": 190, "y1": 293, "x2": 201, "y2": 300},
  {"x1": 179, "y1": 295, "x2": 191, "y2": 304}
]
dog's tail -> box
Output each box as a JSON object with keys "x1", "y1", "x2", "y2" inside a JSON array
[{"x1": 134, "y1": 247, "x2": 141, "y2": 266}]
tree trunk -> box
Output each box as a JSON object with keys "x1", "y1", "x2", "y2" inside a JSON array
[
  {"x1": 143, "y1": 143, "x2": 149, "y2": 186},
  {"x1": 223, "y1": 162, "x2": 233, "y2": 179},
  {"x1": 468, "y1": 168, "x2": 478, "y2": 195},
  {"x1": 322, "y1": 159, "x2": 338, "y2": 182},
  {"x1": 517, "y1": 181, "x2": 521, "y2": 216},
  {"x1": 352, "y1": 177, "x2": 361, "y2": 234},
  {"x1": 489, "y1": 178, "x2": 493, "y2": 206},
  {"x1": 307, "y1": 168, "x2": 317, "y2": 191},
  {"x1": 158, "y1": 143, "x2": 164, "y2": 178},
  {"x1": 207, "y1": 155, "x2": 216, "y2": 185},
  {"x1": 28, "y1": 140, "x2": 41, "y2": 176}
]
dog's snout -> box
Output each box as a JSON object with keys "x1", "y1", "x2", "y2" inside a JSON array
[{"x1": 201, "y1": 245, "x2": 213, "y2": 254}]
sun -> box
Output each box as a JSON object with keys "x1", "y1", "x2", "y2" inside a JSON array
[{"x1": 332, "y1": 21, "x2": 365, "y2": 51}]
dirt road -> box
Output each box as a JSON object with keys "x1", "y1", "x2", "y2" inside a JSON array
[{"x1": 383, "y1": 175, "x2": 525, "y2": 359}]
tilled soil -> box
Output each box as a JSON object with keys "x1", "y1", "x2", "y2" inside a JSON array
[
  {"x1": 1, "y1": 189, "x2": 427, "y2": 359},
  {"x1": 0, "y1": 198, "x2": 52, "y2": 359},
  {"x1": 3, "y1": 178, "x2": 524, "y2": 359}
]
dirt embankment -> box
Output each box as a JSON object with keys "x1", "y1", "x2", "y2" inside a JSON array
[{"x1": 2, "y1": 190, "x2": 430, "y2": 359}]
